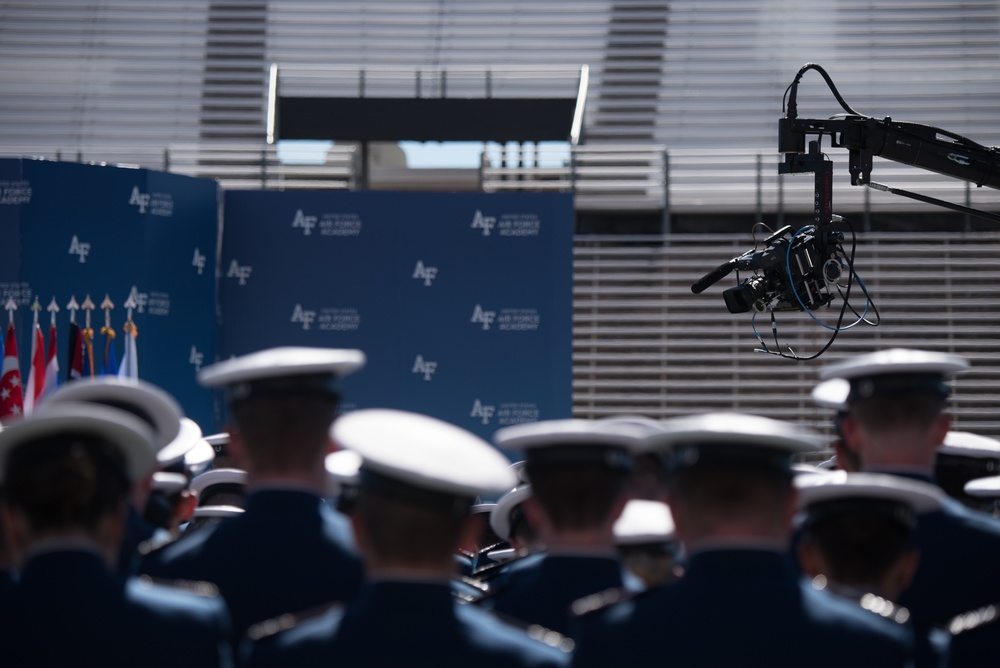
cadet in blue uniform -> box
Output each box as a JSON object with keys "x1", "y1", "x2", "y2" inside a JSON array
[
  {"x1": 245, "y1": 408, "x2": 571, "y2": 667},
  {"x1": 795, "y1": 470, "x2": 949, "y2": 667},
  {"x1": 572, "y1": 413, "x2": 915, "y2": 668},
  {"x1": 478, "y1": 418, "x2": 655, "y2": 636},
  {"x1": 934, "y1": 430, "x2": 1000, "y2": 513},
  {"x1": 814, "y1": 348, "x2": 1000, "y2": 633},
  {"x1": 42, "y1": 377, "x2": 190, "y2": 575},
  {"x1": 0, "y1": 404, "x2": 231, "y2": 667},
  {"x1": 139, "y1": 347, "x2": 365, "y2": 646}
]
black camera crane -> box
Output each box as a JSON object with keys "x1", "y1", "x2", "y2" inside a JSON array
[{"x1": 692, "y1": 62, "x2": 1000, "y2": 360}]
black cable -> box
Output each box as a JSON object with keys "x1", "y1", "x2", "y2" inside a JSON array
[
  {"x1": 783, "y1": 63, "x2": 862, "y2": 119},
  {"x1": 752, "y1": 217, "x2": 877, "y2": 361}
]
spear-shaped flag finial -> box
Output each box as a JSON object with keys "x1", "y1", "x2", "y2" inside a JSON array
[{"x1": 66, "y1": 295, "x2": 80, "y2": 324}]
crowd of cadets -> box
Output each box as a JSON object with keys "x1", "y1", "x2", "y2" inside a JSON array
[{"x1": 0, "y1": 346, "x2": 999, "y2": 666}]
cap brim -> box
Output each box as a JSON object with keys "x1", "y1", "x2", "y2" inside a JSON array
[
  {"x1": 0, "y1": 403, "x2": 157, "y2": 483},
  {"x1": 494, "y1": 418, "x2": 655, "y2": 454},
  {"x1": 819, "y1": 348, "x2": 969, "y2": 381},
  {"x1": 334, "y1": 409, "x2": 517, "y2": 499},
  {"x1": 649, "y1": 412, "x2": 823, "y2": 455},
  {"x1": 158, "y1": 417, "x2": 203, "y2": 466},
  {"x1": 489, "y1": 484, "x2": 533, "y2": 540},
  {"x1": 190, "y1": 467, "x2": 247, "y2": 496},
  {"x1": 795, "y1": 470, "x2": 943, "y2": 513},
  {"x1": 41, "y1": 378, "x2": 183, "y2": 451},
  {"x1": 197, "y1": 347, "x2": 366, "y2": 388},
  {"x1": 613, "y1": 499, "x2": 676, "y2": 545}
]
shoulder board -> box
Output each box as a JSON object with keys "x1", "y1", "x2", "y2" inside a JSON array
[
  {"x1": 569, "y1": 586, "x2": 635, "y2": 618},
  {"x1": 856, "y1": 592, "x2": 911, "y2": 625},
  {"x1": 246, "y1": 601, "x2": 344, "y2": 642},
  {"x1": 473, "y1": 549, "x2": 536, "y2": 583},
  {"x1": 485, "y1": 609, "x2": 575, "y2": 654},
  {"x1": 456, "y1": 574, "x2": 489, "y2": 594},
  {"x1": 946, "y1": 603, "x2": 1000, "y2": 636},
  {"x1": 137, "y1": 532, "x2": 180, "y2": 557},
  {"x1": 134, "y1": 575, "x2": 220, "y2": 598},
  {"x1": 452, "y1": 575, "x2": 490, "y2": 604}
]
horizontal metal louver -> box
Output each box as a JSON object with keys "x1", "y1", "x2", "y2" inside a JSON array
[{"x1": 573, "y1": 232, "x2": 1000, "y2": 441}]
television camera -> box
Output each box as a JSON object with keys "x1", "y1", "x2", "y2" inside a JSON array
[{"x1": 692, "y1": 63, "x2": 1000, "y2": 358}]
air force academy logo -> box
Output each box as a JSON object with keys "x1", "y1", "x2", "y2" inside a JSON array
[
  {"x1": 412, "y1": 355, "x2": 437, "y2": 381},
  {"x1": 128, "y1": 186, "x2": 150, "y2": 214},
  {"x1": 291, "y1": 303, "x2": 317, "y2": 330},
  {"x1": 292, "y1": 209, "x2": 317, "y2": 235},
  {"x1": 189, "y1": 346, "x2": 204, "y2": 371},
  {"x1": 471, "y1": 210, "x2": 496, "y2": 236},
  {"x1": 471, "y1": 399, "x2": 496, "y2": 425},
  {"x1": 227, "y1": 259, "x2": 253, "y2": 285},
  {"x1": 471, "y1": 304, "x2": 496, "y2": 330},
  {"x1": 192, "y1": 248, "x2": 206, "y2": 275},
  {"x1": 68, "y1": 235, "x2": 91, "y2": 263},
  {"x1": 412, "y1": 261, "x2": 438, "y2": 286}
]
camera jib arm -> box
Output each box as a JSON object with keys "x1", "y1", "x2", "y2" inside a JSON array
[{"x1": 779, "y1": 108, "x2": 1000, "y2": 224}]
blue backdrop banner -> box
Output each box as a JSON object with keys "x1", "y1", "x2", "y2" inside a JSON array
[
  {"x1": 0, "y1": 159, "x2": 218, "y2": 428},
  {"x1": 219, "y1": 190, "x2": 574, "y2": 440}
]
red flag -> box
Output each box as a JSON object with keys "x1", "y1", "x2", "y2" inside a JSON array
[
  {"x1": 24, "y1": 322, "x2": 45, "y2": 415},
  {"x1": 44, "y1": 321, "x2": 59, "y2": 396},
  {"x1": 0, "y1": 324, "x2": 25, "y2": 421}
]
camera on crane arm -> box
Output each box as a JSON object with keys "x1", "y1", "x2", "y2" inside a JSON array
[{"x1": 694, "y1": 223, "x2": 845, "y2": 314}]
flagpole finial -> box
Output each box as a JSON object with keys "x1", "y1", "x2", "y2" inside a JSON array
[
  {"x1": 31, "y1": 296, "x2": 42, "y2": 325},
  {"x1": 4, "y1": 296, "x2": 16, "y2": 326},
  {"x1": 123, "y1": 287, "x2": 138, "y2": 323},
  {"x1": 66, "y1": 295, "x2": 80, "y2": 324},
  {"x1": 100, "y1": 294, "x2": 114, "y2": 331},
  {"x1": 47, "y1": 297, "x2": 60, "y2": 326},
  {"x1": 81, "y1": 294, "x2": 96, "y2": 330}
]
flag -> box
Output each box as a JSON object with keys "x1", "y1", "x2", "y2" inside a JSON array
[
  {"x1": 101, "y1": 326, "x2": 118, "y2": 376},
  {"x1": 44, "y1": 320, "x2": 59, "y2": 395},
  {"x1": 0, "y1": 324, "x2": 24, "y2": 421},
  {"x1": 117, "y1": 321, "x2": 138, "y2": 379},
  {"x1": 23, "y1": 322, "x2": 45, "y2": 415},
  {"x1": 67, "y1": 321, "x2": 83, "y2": 381},
  {"x1": 82, "y1": 327, "x2": 95, "y2": 377}
]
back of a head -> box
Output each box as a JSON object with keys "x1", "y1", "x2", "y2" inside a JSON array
[
  {"x1": 650, "y1": 412, "x2": 822, "y2": 544},
  {"x1": 198, "y1": 347, "x2": 365, "y2": 473},
  {"x1": 796, "y1": 471, "x2": 941, "y2": 594},
  {"x1": 5, "y1": 433, "x2": 130, "y2": 537},
  {"x1": 495, "y1": 418, "x2": 653, "y2": 535},
  {"x1": 529, "y1": 463, "x2": 631, "y2": 533},
  {"x1": 333, "y1": 409, "x2": 515, "y2": 570},
  {"x1": 0, "y1": 405, "x2": 156, "y2": 542}
]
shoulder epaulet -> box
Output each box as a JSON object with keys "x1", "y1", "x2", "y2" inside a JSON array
[
  {"x1": 485, "y1": 609, "x2": 575, "y2": 654},
  {"x1": 946, "y1": 603, "x2": 1000, "y2": 636},
  {"x1": 137, "y1": 532, "x2": 180, "y2": 557},
  {"x1": 134, "y1": 575, "x2": 220, "y2": 598},
  {"x1": 856, "y1": 592, "x2": 911, "y2": 625},
  {"x1": 569, "y1": 586, "x2": 635, "y2": 618},
  {"x1": 452, "y1": 574, "x2": 491, "y2": 603},
  {"x1": 458, "y1": 574, "x2": 489, "y2": 592},
  {"x1": 246, "y1": 601, "x2": 344, "y2": 642},
  {"x1": 472, "y1": 549, "x2": 536, "y2": 583}
]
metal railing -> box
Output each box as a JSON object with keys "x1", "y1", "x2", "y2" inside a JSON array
[{"x1": 4, "y1": 143, "x2": 999, "y2": 222}]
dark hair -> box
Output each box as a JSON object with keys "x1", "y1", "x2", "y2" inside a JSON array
[
  {"x1": 230, "y1": 393, "x2": 339, "y2": 471},
  {"x1": 527, "y1": 464, "x2": 631, "y2": 532},
  {"x1": 668, "y1": 468, "x2": 791, "y2": 527},
  {"x1": 800, "y1": 513, "x2": 912, "y2": 586},
  {"x1": 356, "y1": 486, "x2": 468, "y2": 565},
  {"x1": 850, "y1": 395, "x2": 947, "y2": 433},
  {"x1": 4, "y1": 434, "x2": 131, "y2": 535}
]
